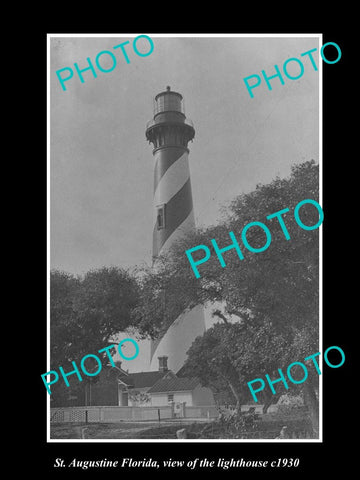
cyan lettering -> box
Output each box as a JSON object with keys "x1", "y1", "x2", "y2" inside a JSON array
[
  {"x1": 286, "y1": 361, "x2": 308, "y2": 384},
  {"x1": 247, "y1": 378, "x2": 266, "y2": 402},
  {"x1": 98, "y1": 344, "x2": 117, "y2": 367},
  {"x1": 74, "y1": 57, "x2": 97, "y2": 83},
  {"x1": 320, "y1": 42, "x2": 342, "y2": 64},
  {"x1": 265, "y1": 369, "x2": 289, "y2": 394},
  {"x1": 118, "y1": 338, "x2": 139, "y2": 361},
  {"x1": 95, "y1": 50, "x2": 117, "y2": 73},
  {"x1": 132, "y1": 35, "x2": 154, "y2": 57},
  {"x1": 300, "y1": 48, "x2": 318, "y2": 71},
  {"x1": 304, "y1": 351, "x2": 322, "y2": 375},
  {"x1": 185, "y1": 245, "x2": 211, "y2": 279},
  {"x1": 241, "y1": 221, "x2": 272, "y2": 253},
  {"x1": 294, "y1": 199, "x2": 324, "y2": 230},
  {"x1": 80, "y1": 354, "x2": 102, "y2": 376},
  {"x1": 41, "y1": 370, "x2": 59, "y2": 395},
  {"x1": 211, "y1": 231, "x2": 244, "y2": 267},
  {"x1": 56, "y1": 67, "x2": 74, "y2": 91},
  {"x1": 283, "y1": 57, "x2": 305, "y2": 80},
  {"x1": 113, "y1": 41, "x2": 131, "y2": 64},
  {"x1": 266, "y1": 208, "x2": 291, "y2": 240},
  {"x1": 261, "y1": 65, "x2": 285, "y2": 91},
  {"x1": 243, "y1": 74, "x2": 262, "y2": 98},
  {"x1": 324, "y1": 346, "x2": 345, "y2": 368},
  {"x1": 59, "y1": 361, "x2": 83, "y2": 387}
]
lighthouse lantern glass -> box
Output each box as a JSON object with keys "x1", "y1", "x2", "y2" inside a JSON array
[{"x1": 154, "y1": 92, "x2": 184, "y2": 115}]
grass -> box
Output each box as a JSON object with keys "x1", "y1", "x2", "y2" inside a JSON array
[
  {"x1": 51, "y1": 419, "x2": 311, "y2": 439},
  {"x1": 50, "y1": 411, "x2": 315, "y2": 439},
  {"x1": 50, "y1": 420, "x2": 189, "y2": 439}
]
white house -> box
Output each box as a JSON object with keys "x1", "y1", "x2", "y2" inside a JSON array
[
  {"x1": 89, "y1": 355, "x2": 215, "y2": 408},
  {"x1": 147, "y1": 373, "x2": 215, "y2": 407},
  {"x1": 117, "y1": 369, "x2": 173, "y2": 406}
]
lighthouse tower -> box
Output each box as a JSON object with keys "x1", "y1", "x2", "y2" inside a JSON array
[{"x1": 145, "y1": 86, "x2": 206, "y2": 373}]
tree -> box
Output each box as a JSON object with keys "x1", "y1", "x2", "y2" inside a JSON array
[
  {"x1": 181, "y1": 319, "x2": 293, "y2": 413},
  {"x1": 73, "y1": 266, "x2": 140, "y2": 353},
  {"x1": 128, "y1": 390, "x2": 151, "y2": 406},
  {"x1": 180, "y1": 323, "x2": 244, "y2": 409},
  {"x1": 50, "y1": 270, "x2": 80, "y2": 366},
  {"x1": 136, "y1": 161, "x2": 319, "y2": 336},
  {"x1": 50, "y1": 266, "x2": 140, "y2": 405},
  {"x1": 135, "y1": 160, "x2": 321, "y2": 434}
]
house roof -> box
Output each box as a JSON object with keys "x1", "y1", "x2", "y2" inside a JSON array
[
  {"x1": 118, "y1": 371, "x2": 170, "y2": 388},
  {"x1": 147, "y1": 376, "x2": 200, "y2": 394}
]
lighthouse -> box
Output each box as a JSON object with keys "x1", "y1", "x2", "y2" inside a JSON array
[{"x1": 145, "y1": 86, "x2": 206, "y2": 373}]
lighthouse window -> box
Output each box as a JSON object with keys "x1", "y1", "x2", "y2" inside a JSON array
[
  {"x1": 157, "y1": 205, "x2": 166, "y2": 230},
  {"x1": 164, "y1": 95, "x2": 180, "y2": 112}
]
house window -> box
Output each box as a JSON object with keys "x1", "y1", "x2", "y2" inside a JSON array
[
  {"x1": 167, "y1": 394, "x2": 174, "y2": 403},
  {"x1": 157, "y1": 204, "x2": 166, "y2": 230}
]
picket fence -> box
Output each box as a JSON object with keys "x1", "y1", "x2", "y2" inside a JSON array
[{"x1": 50, "y1": 405, "x2": 220, "y2": 423}]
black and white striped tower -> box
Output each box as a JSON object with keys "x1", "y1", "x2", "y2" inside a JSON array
[{"x1": 146, "y1": 86, "x2": 206, "y2": 373}]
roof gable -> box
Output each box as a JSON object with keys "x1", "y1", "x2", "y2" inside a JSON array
[
  {"x1": 147, "y1": 376, "x2": 200, "y2": 394},
  {"x1": 118, "y1": 370, "x2": 173, "y2": 388}
]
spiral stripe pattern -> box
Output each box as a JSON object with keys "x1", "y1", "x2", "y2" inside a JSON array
[{"x1": 153, "y1": 149, "x2": 195, "y2": 258}]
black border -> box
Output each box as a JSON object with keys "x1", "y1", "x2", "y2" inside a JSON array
[{"x1": 33, "y1": 25, "x2": 352, "y2": 477}]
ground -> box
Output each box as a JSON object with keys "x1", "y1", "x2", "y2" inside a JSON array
[
  {"x1": 50, "y1": 420, "x2": 204, "y2": 439},
  {"x1": 50, "y1": 411, "x2": 314, "y2": 439}
]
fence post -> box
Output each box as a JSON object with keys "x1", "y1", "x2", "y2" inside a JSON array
[{"x1": 85, "y1": 409, "x2": 88, "y2": 424}]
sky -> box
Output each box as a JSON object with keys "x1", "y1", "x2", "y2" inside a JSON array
[
  {"x1": 49, "y1": 34, "x2": 320, "y2": 371},
  {"x1": 50, "y1": 34, "x2": 320, "y2": 275}
]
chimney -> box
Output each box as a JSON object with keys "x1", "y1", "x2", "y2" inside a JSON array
[{"x1": 158, "y1": 356, "x2": 168, "y2": 372}]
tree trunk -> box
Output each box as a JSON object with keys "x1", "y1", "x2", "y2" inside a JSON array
[
  {"x1": 303, "y1": 382, "x2": 319, "y2": 437},
  {"x1": 262, "y1": 391, "x2": 280, "y2": 414},
  {"x1": 262, "y1": 397, "x2": 273, "y2": 414},
  {"x1": 212, "y1": 310, "x2": 229, "y2": 324},
  {"x1": 227, "y1": 380, "x2": 241, "y2": 413}
]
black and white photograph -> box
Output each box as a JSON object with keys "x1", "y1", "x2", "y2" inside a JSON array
[
  {"x1": 48, "y1": 33, "x2": 323, "y2": 441},
  {"x1": 38, "y1": 29, "x2": 351, "y2": 474}
]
